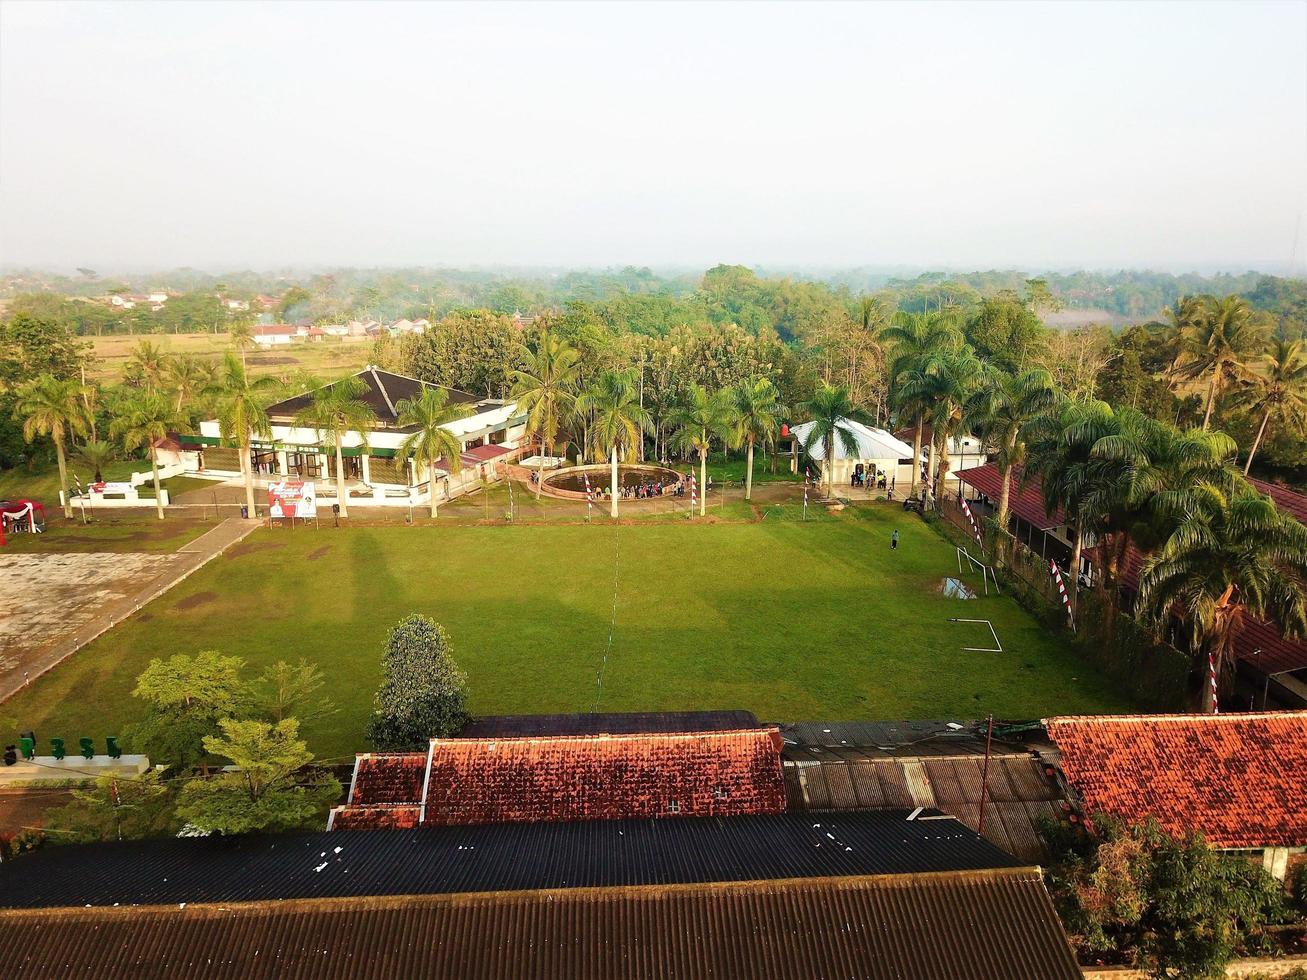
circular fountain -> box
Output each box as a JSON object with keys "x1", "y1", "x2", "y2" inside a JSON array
[{"x1": 537, "y1": 463, "x2": 685, "y2": 500}]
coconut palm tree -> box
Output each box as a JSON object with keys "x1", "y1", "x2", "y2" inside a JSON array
[
  {"x1": 229, "y1": 321, "x2": 256, "y2": 372},
  {"x1": 16, "y1": 374, "x2": 89, "y2": 519},
  {"x1": 76, "y1": 439, "x2": 116, "y2": 484},
  {"x1": 732, "y1": 377, "x2": 785, "y2": 502},
  {"x1": 796, "y1": 384, "x2": 865, "y2": 500},
  {"x1": 510, "y1": 333, "x2": 580, "y2": 498},
  {"x1": 293, "y1": 376, "x2": 378, "y2": 519},
  {"x1": 164, "y1": 354, "x2": 215, "y2": 416},
  {"x1": 1233, "y1": 337, "x2": 1307, "y2": 475},
  {"x1": 396, "y1": 386, "x2": 470, "y2": 518},
  {"x1": 209, "y1": 353, "x2": 276, "y2": 519},
  {"x1": 575, "y1": 371, "x2": 649, "y2": 519},
  {"x1": 669, "y1": 385, "x2": 736, "y2": 516},
  {"x1": 110, "y1": 390, "x2": 183, "y2": 520},
  {"x1": 882, "y1": 311, "x2": 959, "y2": 496},
  {"x1": 899, "y1": 346, "x2": 983, "y2": 499},
  {"x1": 126, "y1": 339, "x2": 169, "y2": 393},
  {"x1": 1137, "y1": 485, "x2": 1307, "y2": 712},
  {"x1": 1173, "y1": 294, "x2": 1268, "y2": 430},
  {"x1": 967, "y1": 367, "x2": 1058, "y2": 543}
]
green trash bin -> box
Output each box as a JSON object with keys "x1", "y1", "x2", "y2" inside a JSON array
[
  {"x1": 51, "y1": 737, "x2": 65, "y2": 760},
  {"x1": 19, "y1": 736, "x2": 35, "y2": 761},
  {"x1": 106, "y1": 736, "x2": 122, "y2": 760},
  {"x1": 79, "y1": 737, "x2": 95, "y2": 760}
]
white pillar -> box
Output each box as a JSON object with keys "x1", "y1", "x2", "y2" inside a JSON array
[
  {"x1": 276, "y1": 450, "x2": 288, "y2": 475},
  {"x1": 360, "y1": 454, "x2": 372, "y2": 485}
]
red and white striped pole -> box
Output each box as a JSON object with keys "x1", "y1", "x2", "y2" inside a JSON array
[
  {"x1": 1208, "y1": 650, "x2": 1220, "y2": 714},
  {"x1": 1048, "y1": 559, "x2": 1074, "y2": 631},
  {"x1": 960, "y1": 496, "x2": 983, "y2": 547},
  {"x1": 584, "y1": 474, "x2": 593, "y2": 522},
  {"x1": 688, "y1": 472, "x2": 697, "y2": 518},
  {"x1": 803, "y1": 471, "x2": 809, "y2": 520}
]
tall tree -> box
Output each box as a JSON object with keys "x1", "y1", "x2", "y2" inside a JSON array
[
  {"x1": 575, "y1": 370, "x2": 649, "y2": 519},
  {"x1": 1233, "y1": 337, "x2": 1307, "y2": 475},
  {"x1": 111, "y1": 389, "x2": 184, "y2": 520},
  {"x1": 125, "y1": 339, "x2": 169, "y2": 393},
  {"x1": 882, "y1": 311, "x2": 959, "y2": 496},
  {"x1": 229, "y1": 321, "x2": 255, "y2": 372},
  {"x1": 1173, "y1": 294, "x2": 1268, "y2": 430},
  {"x1": 396, "y1": 386, "x2": 469, "y2": 518},
  {"x1": 669, "y1": 385, "x2": 736, "y2": 516},
  {"x1": 129, "y1": 651, "x2": 249, "y2": 775},
  {"x1": 899, "y1": 346, "x2": 983, "y2": 499},
  {"x1": 797, "y1": 384, "x2": 864, "y2": 500},
  {"x1": 366, "y1": 614, "x2": 468, "y2": 750},
  {"x1": 968, "y1": 367, "x2": 1057, "y2": 544},
  {"x1": 176, "y1": 718, "x2": 341, "y2": 834},
  {"x1": 164, "y1": 353, "x2": 214, "y2": 415},
  {"x1": 210, "y1": 353, "x2": 274, "y2": 519},
  {"x1": 293, "y1": 376, "x2": 377, "y2": 518},
  {"x1": 732, "y1": 377, "x2": 785, "y2": 502},
  {"x1": 510, "y1": 332, "x2": 580, "y2": 498},
  {"x1": 1137, "y1": 486, "x2": 1307, "y2": 711},
  {"x1": 15, "y1": 374, "x2": 89, "y2": 518}
]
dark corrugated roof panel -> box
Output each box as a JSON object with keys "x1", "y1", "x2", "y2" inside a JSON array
[
  {"x1": 0, "y1": 811, "x2": 1017, "y2": 910},
  {"x1": 0, "y1": 870, "x2": 1082, "y2": 980},
  {"x1": 460, "y1": 710, "x2": 760, "y2": 737}
]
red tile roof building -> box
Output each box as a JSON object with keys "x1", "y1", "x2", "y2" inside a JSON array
[
  {"x1": 331, "y1": 728, "x2": 787, "y2": 830},
  {"x1": 1045, "y1": 712, "x2": 1307, "y2": 849}
]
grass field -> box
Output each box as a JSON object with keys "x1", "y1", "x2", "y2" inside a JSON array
[
  {"x1": 86, "y1": 332, "x2": 373, "y2": 383},
  {"x1": 0, "y1": 503, "x2": 1130, "y2": 760}
]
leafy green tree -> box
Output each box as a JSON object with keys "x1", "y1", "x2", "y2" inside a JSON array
[
  {"x1": 1173, "y1": 294, "x2": 1269, "y2": 430},
  {"x1": 575, "y1": 370, "x2": 650, "y2": 519},
  {"x1": 276, "y1": 285, "x2": 312, "y2": 322},
  {"x1": 405, "y1": 310, "x2": 522, "y2": 396},
  {"x1": 252, "y1": 659, "x2": 338, "y2": 726},
  {"x1": 732, "y1": 377, "x2": 785, "y2": 501},
  {"x1": 1047, "y1": 817, "x2": 1287, "y2": 978},
  {"x1": 110, "y1": 389, "x2": 183, "y2": 520},
  {"x1": 511, "y1": 332, "x2": 580, "y2": 498},
  {"x1": 366, "y1": 614, "x2": 468, "y2": 751},
  {"x1": 1137, "y1": 485, "x2": 1307, "y2": 711},
  {"x1": 0, "y1": 312, "x2": 90, "y2": 387},
  {"x1": 42, "y1": 770, "x2": 178, "y2": 843},
  {"x1": 967, "y1": 367, "x2": 1057, "y2": 543},
  {"x1": 15, "y1": 374, "x2": 89, "y2": 518},
  {"x1": 209, "y1": 353, "x2": 275, "y2": 518},
  {"x1": 1232, "y1": 337, "x2": 1307, "y2": 475},
  {"x1": 176, "y1": 718, "x2": 340, "y2": 835},
  {"x1": 796, "y1": 384, "x2": 865, "y2": 500},
  {"x1": 964, "y1": 295, "x2": 1048, "y2": 373},
  {"x1": 669, "y1": 385, "x2": 736, "y2": 516},
  {"x1": 396, "y1": 386, "x2": 470, "y2": 517},
  {"x1": 293, "y1": 375, "x2": 377, "y2": 518},
  {"x1": 129, "y1": 651, "x2": 249, "y2": 774}
]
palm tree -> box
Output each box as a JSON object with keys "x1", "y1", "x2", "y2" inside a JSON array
[
  {"x1": 209, "y1": 353, "x2": 275, "y2": 519},
  {"x1": 967, "y1": 367, "x2": 1057, "y2": 542},
  {"x1": 16, "y1": 374, "x2": 89, "y2": 519},
  {"x1": 164, "y1": 354, "x2": 214, "y2": 416},
  {"x1": 797, "y1": 384, "x2": 865, "y2": 500},
  {"x1": 882, "y1": 311, "x2": 959, "y2": 496},
  {"x1": 1173, "y1": 294, "x2": 1268, "y2": 430},
  {"x1": 1137, "y1": 486, "x2": 1307, "y2": 712},
  {"x1": 293, "y1": 376, "x2": 378, "y2": 519},
  {"x1": 396, "y1": 386, "x2": 470, "y2": 518},
  {"x1": 899, "y1": 346, "x2": 983, "y2": 499},
  {"x1": 110, "y1": 390, "x2": 183, "y2": 520},
  {"x1": 510, "y1": 333, "x2": 580, "y2": 498},
  {"x1": 126, "y1": 339, "x2": 169, "y2": 393},
  {"x1": 575, "y1": 371, "x2": 650, "y2": 519},
  {"x1": 1233, "y1": 337, "x2": 1307, "y2": 475},
  {"x1": 76, "y1": 439, "x2": 116, "y2": 484},
  {"x1": 229, "y1": 321, "x2": 255, "y2": 372},
  {"x1": 732, "y1": 377, "x2": 785, "y2": 502},
  {"x1": 669, "y1": 385, "x2": 736, "y2": 516}
]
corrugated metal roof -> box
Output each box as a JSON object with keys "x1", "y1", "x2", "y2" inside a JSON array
[
  {"x1": 0, "y1": 870, "x2": 1081, "y2": 980},
  {"x1": 0, "y1": 811, "x2": 1017, "y2": 910}
]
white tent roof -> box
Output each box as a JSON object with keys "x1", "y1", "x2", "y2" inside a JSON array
[{"x1": 790, "y1": 418, "x2": 916, "y2": 462}]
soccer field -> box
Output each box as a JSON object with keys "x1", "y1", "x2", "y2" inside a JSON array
[{"x1": 0, "y1": 504, "x2": 1130, "y2": 760}]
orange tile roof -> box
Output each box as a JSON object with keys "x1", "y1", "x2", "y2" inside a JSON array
[
  {"x1": 423, "y1": 729, "x2": 786, "y2": 825},
  {"x1": 329, "y1": 805, "x2": 423, "y2": 830},
  {"x1": 349, "y1": 753, "x2": 428, "y2": 806},
  {"x1": 1045, "y1": 712, "x2": 1307, "y2": 848}
]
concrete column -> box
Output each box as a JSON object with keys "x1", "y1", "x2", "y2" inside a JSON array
[
  {"x1": 318, "y1": 453, "x2": 329, "y2": 477},
  {"x1": 276, "y1": 450, "x2": 288, "y2": 475},
  {"x1": 360, "y1": 454, "x2": 372, "y2": 485}
]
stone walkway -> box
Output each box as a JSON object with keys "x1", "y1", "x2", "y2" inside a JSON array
[{"x1": 0, "y1": 518, "x2": 261, "y2": 704}]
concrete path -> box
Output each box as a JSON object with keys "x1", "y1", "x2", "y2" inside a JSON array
[{"x1": 0, "y1": 518, "x2": 261, "y2": 704}]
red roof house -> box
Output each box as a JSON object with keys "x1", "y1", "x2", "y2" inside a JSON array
[
  {"x1": 330, "y1": 728, "x2": 787, "y2": 830},
  {"x1": 1045, "y1": 712, "x2": 1307, "y2": 850}
]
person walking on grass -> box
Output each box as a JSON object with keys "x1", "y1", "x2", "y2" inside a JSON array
[{"x1": 891, "y1": 530, "x2": 899, "y2": 551}]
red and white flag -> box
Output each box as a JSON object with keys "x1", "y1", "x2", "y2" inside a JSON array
[
  {"x1": 960, "y1": 497, "x2": 983, "y2": 546},
  {"x1": 1048, "y1": 559, "x2": 1074, "y2": 630}
]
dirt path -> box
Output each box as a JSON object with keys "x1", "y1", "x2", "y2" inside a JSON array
[{"x1": 0, "y1": 518, "x2": 261, "y2": 704}]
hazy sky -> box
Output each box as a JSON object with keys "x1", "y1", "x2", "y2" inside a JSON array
[{"x1": 2, "y1": 0, "x2": 1305, "y2": 273}]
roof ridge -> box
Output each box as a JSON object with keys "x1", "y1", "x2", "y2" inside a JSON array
[
  {"x1": 1045, "y1": 711, "x2": 1307, "y2": 725},
  {"x1": 370, "y1": 366, "x2": 481, "y2": 403},
  {"x1": 431, "y1": 727, "x2": 779, "y2": 747}
]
